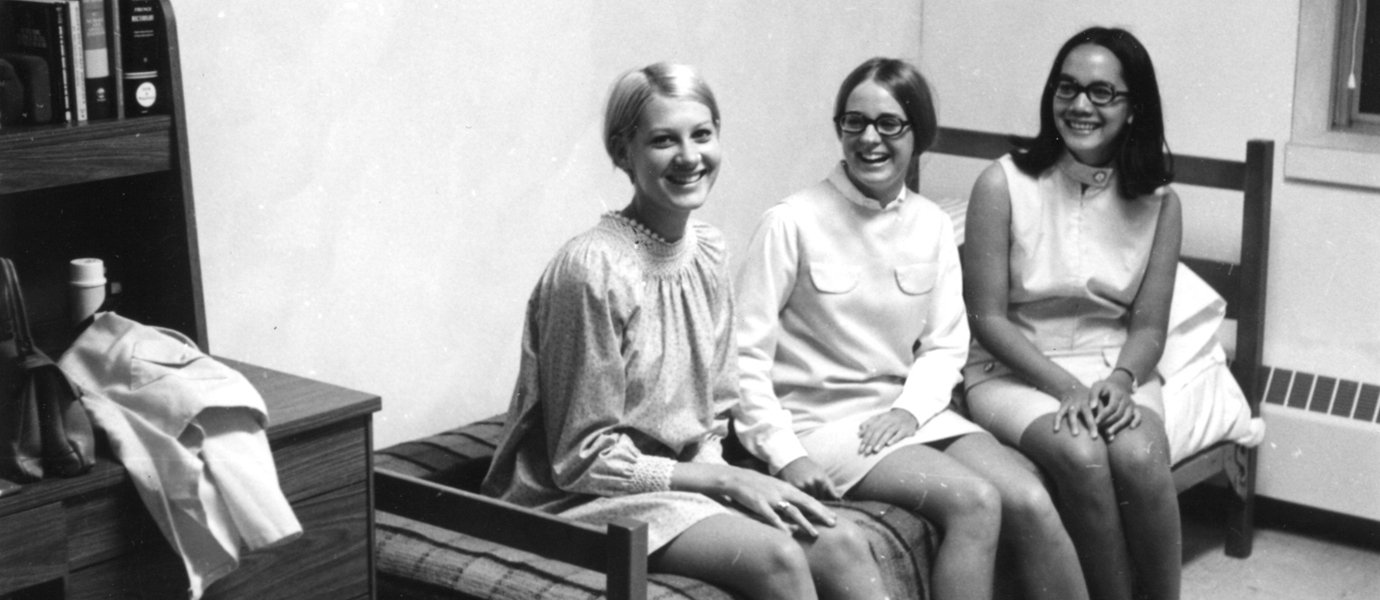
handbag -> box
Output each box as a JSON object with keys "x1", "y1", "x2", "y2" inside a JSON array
[{"x1": 0, "y1": 257, "x2": 95, "y2": 482}]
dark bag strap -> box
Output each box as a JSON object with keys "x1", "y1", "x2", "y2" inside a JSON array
[
  {"x1": 2, "y1": 258, "x2": 35, "y2": 355},
  {"x1": 1, "y1": 258, "x2": 17, "y2": 346}
]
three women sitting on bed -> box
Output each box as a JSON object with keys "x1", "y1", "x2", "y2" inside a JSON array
[
  {"x1": 481, "y1": 62, "x2": 892, "y2": 600},
  {"x1": 485, "y1": 24, "x2": 1182, "y2": 600},
  {"x1": 962, "y1": 27, "x2": 1183, "y2": 600},
  {"x1": 733, "y1": 57, "x2": 1087, "y2": 600}
]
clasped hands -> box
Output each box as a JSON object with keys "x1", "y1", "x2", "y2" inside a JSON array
[{"x1": 1053, "y1": 373, "x2": 1142, "y2": 441}]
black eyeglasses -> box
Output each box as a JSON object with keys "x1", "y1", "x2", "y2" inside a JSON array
[
  {"x1": 1052, "y1": 79, "x2": 1130, "y2": 106},
  {"x1": 834, "y1": 112, "x2": 911, "y2": 137}
]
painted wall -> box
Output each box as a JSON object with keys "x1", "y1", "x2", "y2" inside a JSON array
[{"x1": 172, "y1": 1, "x2": 921, "y2": 448}]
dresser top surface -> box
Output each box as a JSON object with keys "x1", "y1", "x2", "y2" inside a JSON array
[{"x1": 0, "y1": 360, "x2": 380, "y2": 516}]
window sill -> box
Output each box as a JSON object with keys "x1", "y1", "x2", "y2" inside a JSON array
[{"x1": 1285, "y1": 132, "x2": 1380, "y2": 190}]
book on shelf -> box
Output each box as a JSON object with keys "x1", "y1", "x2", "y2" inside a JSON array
[
  {"x1": 0, "y1": 56, "x2": 24, "y2": 126},
  {"x1": 120, "y1": 0, "x2": 162, "y2": 116},
  {"x1": 62, "y1": 0, "x2": 87, "y2": 122},
  {"x1": 80, "y1": 0, "x2": 114, "y2": 119},
  {"x1": 0, "y1": 51, "x2": 52, "y2": 124},
  {"x1": 1, "y1": 0, "x2": 72, "y2": 123},
  {"x1": 107, "y1": 0, "x2": 122, "y2": 118}
]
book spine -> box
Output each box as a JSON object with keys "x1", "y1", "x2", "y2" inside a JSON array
[
  {"x1": 106, "y1": 0, "x2": 123, "y2": 118},
  {"x1": 81, "y1": 0, "x2": 114, "y2": 119},
  {"x1": 50, "y1": 0, "x2": 73, "y2": 122},
  {"x1": 120, "y1": 0, "x2": 160, "y2": 116},
  {"x1": 65, "y1": 0, "x2": 86, "y2": 121},
  {"x1": 0, "y1": 0, "x2": 61, "y2": 123}
]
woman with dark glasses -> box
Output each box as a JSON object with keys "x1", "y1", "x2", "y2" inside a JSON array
[
  {"x1": 734, "y1": 57, "x2": 1087, "y2": 600},
  {"x1": 961, "y1": 27, "x2": 1182, "y2": 600}
]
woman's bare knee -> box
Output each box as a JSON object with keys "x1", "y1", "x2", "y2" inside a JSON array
[
  {"x1": 737, "y1": 535, "x2": 814, "y2": 599},
  {"x1": 806, "y1": 521, "x2": 872, "y2": 572},
  {"x1": 805, "y1": 521, "x2": 893, "y2": 600},
  {"x1": 1022, "y1": 418, "x2": 1112, "y2": 483},
  {"x1": 655, "y1": 516, "x2": 816, "y2": 600}
]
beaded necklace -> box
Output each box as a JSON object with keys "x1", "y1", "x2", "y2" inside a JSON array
[{"x1": 607, "y1": 210, "x2": 671, "y2": 245}]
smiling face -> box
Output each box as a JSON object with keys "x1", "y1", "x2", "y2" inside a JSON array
[
  {"x1": 621, "y1": 95, "x2": 721, "y2": 224},
  {"x1": 1054, "y1": 43, "x2": 1132, "y2": 166},
  {"x1": 839, "y1": 80, "x2": 914, "y2": 202}
]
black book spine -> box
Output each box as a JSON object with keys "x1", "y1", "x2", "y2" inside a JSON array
[
  {"x1": 119, "y1": 0, "x2": 161, "y2": 116},
  {"x1": 1, "y1": 0, "x2": 72, "y2": 122}
]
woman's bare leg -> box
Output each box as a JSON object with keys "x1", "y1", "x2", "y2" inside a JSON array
[
  {"x1": 946, "y1": 433, "x2": 1090, "y2": 600},
  {"x1": 1105, "y1": 411, "x2": 1180, "y2": 600},
  {"x1": 1019, "y1": 414, "x2": 1134, "y2": 600},
  {"x1": 654, "y1": 513, "x2": 890, "y2": 600},
  {"x1": 850, "y1": 444, "x2": 1001, "y2": 600},
  {"x1": 800, "y1": 518, "x2": 893, "y2": 600}
]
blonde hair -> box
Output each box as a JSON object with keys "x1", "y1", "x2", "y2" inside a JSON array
[{"x1": 602, "y1": 63, "x2": 720, "y2": 172}]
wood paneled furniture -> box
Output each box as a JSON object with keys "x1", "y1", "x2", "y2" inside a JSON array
[
  {"x1": 0, "y1": 0, "x2": 202, "y2": 357},
  {"x1": 2, "y1": 1, "x2": 383, "y2": 597},
  {"x1": 930, "y1": 127, "x2": 1273, "y2": 557},
  {"x1": 0, "y1": 361, "x2": 381, "y2": 599}
]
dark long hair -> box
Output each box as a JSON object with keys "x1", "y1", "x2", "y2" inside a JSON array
[
  {"x1": 833, "y1": 57, "x2": 938, "y2": 192},
  {"x1": 1011, "y1": 27, "x2": 1173, "y2": 198}
]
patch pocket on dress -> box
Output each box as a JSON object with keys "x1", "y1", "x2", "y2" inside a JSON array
[
  {"x1": 130, "y1": 337, "x2": 229, "y2": 390},
  {"x1": 894, "y1": 263, "x2": 938, "y2": 295},
  {"x1": 808, "y1": 262, "x2": 860, "y2": 294}
]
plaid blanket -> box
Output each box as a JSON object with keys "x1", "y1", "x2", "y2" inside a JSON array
[{"x1": 376, "y1": 416, "x2": 937, "y2": 599}]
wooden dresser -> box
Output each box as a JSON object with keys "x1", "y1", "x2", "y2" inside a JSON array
[{"x1": 0, "y1": 360, "x2": 381, "y2": 599}]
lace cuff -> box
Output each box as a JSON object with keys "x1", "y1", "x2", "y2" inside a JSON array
[{"x1": 629, "y1": 455, "x2": 677, "y2": 494}]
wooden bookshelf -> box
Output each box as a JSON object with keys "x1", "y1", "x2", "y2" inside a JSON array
[
  {"x1": 1, "y1": 3, "x2": 380, "y2": 598},
  {"x1": 0, "y1": 0, "x2": 201, "y2": 355}
]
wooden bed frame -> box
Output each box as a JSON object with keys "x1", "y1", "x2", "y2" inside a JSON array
[
  {"x1": 372, "y1": 129, "x2": 1274, "y2": 600},
  {"x1": 929, "y1": 127, "x2": 1274, "y2": 558}
]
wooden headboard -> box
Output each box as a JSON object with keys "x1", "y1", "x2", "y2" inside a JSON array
[{"x1": 926, "y1": 126, "x2": 1274, "y2": 416}]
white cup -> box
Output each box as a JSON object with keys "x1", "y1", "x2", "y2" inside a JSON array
[{"x1": 69, "y1": 258, "x2": 107, "y2": 325}]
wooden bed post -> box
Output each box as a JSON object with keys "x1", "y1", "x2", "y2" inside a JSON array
[
  {"x1": 606, "y1": 518, "x2": 649, "y2": 600},
  {"x1": 1224, "y1": 139, "x2": 1273, "y2": 558}
]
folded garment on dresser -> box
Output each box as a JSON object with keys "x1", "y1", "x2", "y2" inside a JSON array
[{"x1": 58, "y1": 312, "x2": 302, "y2": 599}]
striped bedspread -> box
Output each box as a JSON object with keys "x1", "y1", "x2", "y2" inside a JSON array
[{"x1": 375, "y1": 416, "x2": 938, "y2": 600}]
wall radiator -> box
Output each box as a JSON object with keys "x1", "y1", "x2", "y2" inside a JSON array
[{"x1": 1255, "y1": 366, "x2": 1380, "y2": 522}]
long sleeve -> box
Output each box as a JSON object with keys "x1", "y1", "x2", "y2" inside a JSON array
[
  {"x1": 892, "y1": 215, "x2": 969, "y2": 427},
  {"x1": 733, "y1": 208, "x2": 810, "y2": 473},
  {"x1": 533, "y1": 252, "x2": 677, "y2": 497},
  {"x1": 694, "y1": 249, "x2": 740, "y2": 466}
]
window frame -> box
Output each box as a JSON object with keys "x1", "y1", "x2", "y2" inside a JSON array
[
  {"x1": 1288, "y1": 0, "x2": 1380, "y2": 189},
  {"x1": 1333, "y1": 0, "x2": 1380, "y2": 133}
]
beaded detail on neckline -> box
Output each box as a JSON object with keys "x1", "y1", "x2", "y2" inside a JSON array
[
  {"x1": 599, "y1": 212, "x2": 702, "y2": 277},
  {"x1": 606, "y1": 210, "x2": 672, "y2": 245}
]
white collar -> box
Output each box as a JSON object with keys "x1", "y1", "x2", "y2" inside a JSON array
[
  {"x1": 1056, "y1": 152, "x2": 1115, "y2": 189},
  {"x1": 827, "y1": 162, "x2": 907, "y2": 210}
]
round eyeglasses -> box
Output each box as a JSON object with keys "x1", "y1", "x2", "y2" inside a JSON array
[
  {"x1": 835, "y1": 112, "x2": 911, "y2": 138},
  {"x1": 1052, "y1": 80, "x2": 1130, "y2": 107}
]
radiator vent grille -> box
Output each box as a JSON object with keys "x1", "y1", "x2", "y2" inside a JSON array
[{"x1": 1262, "y1": 367, "x2": 1380, "y2": 422}]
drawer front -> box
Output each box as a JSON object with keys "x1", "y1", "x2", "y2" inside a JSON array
[
  {"x1": 62, "y1": 419, "x2": 370, "y2": 570},
  {"x1": 66, "y1": 480, "x2": 372, "y2": 600},
  {"x1": 205, "y1": 479, "x2": 372, "y2": 599},
  {"x1": 0, "y1": 502, "x2": 67, "y2": 594},
  {"x1": 65, "y1": 484, "x2": 164, "y2": 569},
  {"x1": 272, "y1": 417, "x2": 370, "y2": 502}
]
